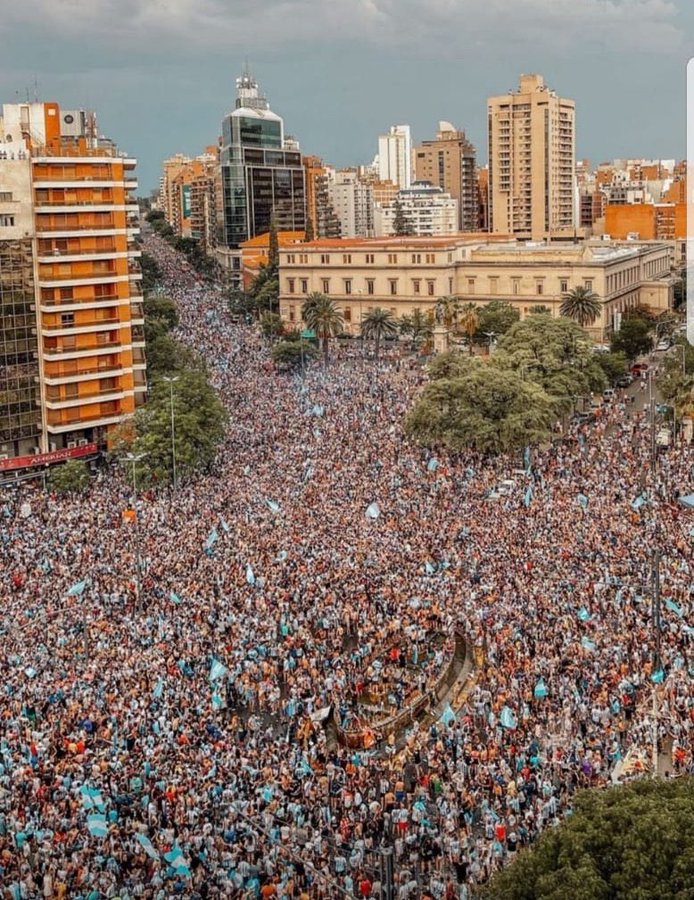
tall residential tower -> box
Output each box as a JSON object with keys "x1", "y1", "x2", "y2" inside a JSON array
[
  {"x1": 487, "y1": 74, "x2": 576, "y2": 240},
  {"x1": 414, "y1": 122, "x2": 478, "y2": 232}
]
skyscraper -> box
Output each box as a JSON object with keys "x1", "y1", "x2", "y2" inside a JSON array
[
  {"x1": 0, "y1": 101, "x2": 142, "y2": 468},
  {"x1": 218, "y1": 69, "x2": 306, "y2": 282},
  {"x1": 487, "y1": 74, "x2": 576, "y2": 240},
  {"x1": 378, "y1": 125, "x2": 412, "y2": 190},
  {"x1": 414, "y1": 122, "x2": 478, "y2": 232}
]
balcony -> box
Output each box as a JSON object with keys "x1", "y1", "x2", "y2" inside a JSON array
[
  {"x1": 35, "y1": 203, "x2": 129, "y2": 214},
  {"x1": 46, "y1": 411, "x2": 130, "y2": 434},
  {"x1": 40, "y1": 295, "x2": 129, "y2": 312},
  {"x1": 36, "y1": 223, "x2": 120, "y2": 235},
  {"x1": 38, "y1": 274, "x2": 130, "y2": 289},
  {"x1": 42, "y1": 342, "x2": 132, "y2": 360},
  {"x1": 37, "y1": 247, "x2": 122, "y2": 262},
  {"x1": 41, "y1": 318, "x2": 122, "y2": 337},
  {"x1": 43, "y1": 364, "x2": 128, "y2": 385},
  {"x1": 45, "y1": 387, "x2": 133, "y2": 410}
]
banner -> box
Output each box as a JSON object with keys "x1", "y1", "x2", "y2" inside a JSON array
[{"x1": 0, "y1": 443, "x2": 98, "y2": 472}]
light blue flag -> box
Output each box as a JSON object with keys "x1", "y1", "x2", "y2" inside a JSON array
[
  {"x1": 581, "y1": 636, "x2": 596, "y2": 651},
  {"x1": 209, "y1": 659, "x2": 228, "y2": 682},
  {"x1": 631, "y1": 493, "x2": 647, "y2": 511},
  {"x1": 534, "y1": 678, "x2": 549, "y2": 699},
  {"x1": 312, "y1": 404, "x2": 324, "y2": 417},
  {"x1": 220, "y1": 518, "x2": 230, "y2": 533},
  {"x1": 665, "y1": 599, "x2": 684, "y2": 618},
  {"x1": 136, "y1": 832, "x2": 160, "y2": 859},
  {"x1": 86, "y1": 814, "x2": 108, "y2": 838},
  {"x1": 427, "y1": 458, "x2": 439, "y2": 472},
  {"x1": 246, "y1": 564, "x2": 256, "y2": 586},
  {"x1": 266, "y1": 499, "x2": 281, "y2": 513},
  {"x1": 205, "y1": 527, "x2": 218, "y2": 550},
  {"x1": 275, "y1": 551, "x2": 288, "y2": 563},
  {"x1": 153, "y1": 678, "x2": 164, "y2": 700},
  {"x1": 578, "y1": 493, "x2": 589, "y2": 509},
  {"x1": 425, "y1": 561, "x2": 435, "y2": 576},
  {"x1": 67, "y1": 579, "x2": 88, "y2": 597},
  {"x1": 500, "y1": 706, "x2": 517, "y2": 729},
  {"x1": 80, "y1": 787, "x2": 105, "y2": 811},
  {"x1": 365, "y1": 502, "x2": 380, "y2": 520},
  {"x1": 523, "y1": 446, "x2": 531, "y2": 474},
  {"x1": 441, "y1": 703, "x2": 456, "y2": 725},
  {"x1": 298, "y1": 755, "x2": 313, "y2": 777},
  {"x1": 524, "y1": 484, "x2": 534, "y2": 507},
  {"x1": 651, "y1": 667, "x2": 665, "y2": 683},
  {"x1": 211, "y1": 689, "x2": 223, "y2": 710},
  {"x1": 578, "y1": 607, "x2": 591, "y2": 622},
  {"x1": 170, "y1": 591, "x2": 181, "y2": 604},
  {"x1": 164, "y1": 846, "x2": 191, "y2": 877}
]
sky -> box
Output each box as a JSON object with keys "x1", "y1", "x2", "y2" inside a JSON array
[{"x1": 0, "y1": 0, "x2": 691, "y2": 192}]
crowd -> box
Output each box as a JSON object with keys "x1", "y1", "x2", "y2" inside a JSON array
[{"x1": 0, "y1": 232, "x2": 692, "y2": 900}]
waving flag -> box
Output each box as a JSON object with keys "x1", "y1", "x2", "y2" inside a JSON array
[
  {"x1": 523, "y1": 446, "x2": 531, "y2": 474},
  {"x1": 246, "y1": 564, "x2": 256, "y2": 586},
  {"x1": 578, "y1": 607, "x2": 591, "y2": 622},
  {"x1": 220, "y1": 518, "x2": 231, "y2": 533},
  {"x1": 209, "y1": 659, "x2": 228, "y2": 682},
  {"x1": 266, "y1": 499, "x2": 281, "y2": 513},
  {"x1": 136, "y1": 833, "x2": 160, "y2": 860},
  {"x1": 441, "y1": 703, "x2": 456, "y2": 725},
  {"x1": 80, "y1": 787, "x2": 105, "y2": 811},
  {"x1": 581, "y1": 636, "x2": 596, "y2": 652},
  {"x1": 427, "y1": 458, "x2": 439, "y2": 472},
  {"x1": 205, "y1": 527, "x2": 218, "y2": 550},
  {"x1": 500, "y1": 706, "x2": 517, "y2": 729},
  {"x1": 523, "y1": 484, "x2": 534, "y2": 507},
  {"x1": 365, "y1": 502, "x2": 380, "y2": 520},
  {"x1": 165, "y1": 846, "x2": 191, "y2": 877},
  {"x1": 665, "y1": 599, "x2": 684, "y2": 618},
  {"x1": 86, "y1": 814, "x2": 108, "y2": 838},
  {"x1": 578, "y1": 494, "x2": 589, "y2": 510},
  {"x1": 534, "y1": 678, "x2": 549, "y2": 699},
  {"x1": 67, "y1": 579, "x2": 88, "y2": 597},
  {"x1": 651, "y1": 667, "x2": 665, "y2": 683}
]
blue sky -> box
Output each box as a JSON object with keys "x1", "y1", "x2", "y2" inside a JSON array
[{"x1": 0, "y1": 0, "x2": 690, "y2": 192}]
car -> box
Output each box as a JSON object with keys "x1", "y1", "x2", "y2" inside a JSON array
[
  {"x1": 656, "y1": 339, "x2": 672, "y2": 352},
  {"x1": 616, "y1": 374, "x2": 633, "y2": 388},
  {"x1": 571, "y1": 411, "x2": 595, "y2": 424},
  {"x1": 592, "y1": 344, "x2": 611, "y2": 354},
  {"x1": 631, "y1": 362, "x2": 649, "y2": 375},
  {"x1": 656, "y1": 428, "x2": 672, "y2": 448}
]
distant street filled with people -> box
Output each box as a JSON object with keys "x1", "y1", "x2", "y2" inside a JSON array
[{"x1": 1, "y1": 234, "x2": 692, "y2": 900}]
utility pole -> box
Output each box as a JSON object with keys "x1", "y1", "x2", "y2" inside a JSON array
[
  {"x1": 380, "y1": 846, "x2": 394, "y2": 900},
  {"x1": 649, "y1": 396, "x2": 657, "y2": 475},
  {"x1": 651, "y1": 545, "x2": 662, "y2": 776}
]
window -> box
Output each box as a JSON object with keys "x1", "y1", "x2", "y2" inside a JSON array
[
  {"x1": 344, "y1": 307, "x2": 352, "y2": 322},
  {"x1": 512, "y1": 279, "x2": 520, "y2": 295},
  {"x1": 536, "y1": 282, "x2": 544, "y2": 296},
  {"x1": 321, "y1": 279, "x2": 330, "y2": 294},
  {"x1": 448, "y1": 278, "x2": 453, "y2": 294},
  {"x1": 489, "y1": 277, "x2": 498, "y2": 294},
  {"x1": 288, "y1": 278, "x2": 295, "y2": 294},
  {"x1": 447, "y1": 253, "x2": 453, "y2": 263},
  {"x1": 343, "y1": 254, "x2": 352, "y2": 264},
  {"x1": 299, "y1": 253, "x2": 308, "y2": 264},
  {"x1": 300, "y1": 279, "x2": 308, "y2": 294},
  {"x1": 286, "y1": 254, "x2": 295, "y2": 264},
  {"x1": 0, "y1": 215, "x2": 15, "y2": 227},
  {"x1": 411, "y1": 253, "x2": 422, "y2": 264},
  {"x1": 412, "y1": 280, "x2": 421, "y2": 295},
  {"x1": 320, "y1": 254, "x2": 330, "y2": 264},
  {"x1": 467, "y1": 278, "x2": 475, "y2": 294},
  {"x1": 366, "y1": 279, "x2": 375, "y2": 296},
  {"x1": 427, "y1": 281, "x2": 435, "y2": 296},
  {"x1": 365, "y1": 253, "x2": 375, "y2": 264},
  {"x1": 289, "y1": 309, "x2": 295, "y2": 322},
  {"x1": 584, "y1": 278, "x2": 593, "y2": 290},
  {"x1": 425, "y1": 254, "x2": 435, "y2": 264},
  {"x1": 60, "y1": 313, "x2": 74, "y2": 327},
  {"x1": 344, "y1": 279, "x2": 352, "y2": 295},
  {"x1": 560, "y1": 279, "x2": 568, "y2": 293},
  {"x1": 389, "y1": 279, "x2": 398, "y2": 296},
  {"x1": 60, "y1": 288, "x2": 73, "y2": 300},
  {"x1": 0, "y1": 192, "x2": 12, "y2": 201},
  {"x1": 388, "y1": 254, "x2": 398, "y2": 264}
]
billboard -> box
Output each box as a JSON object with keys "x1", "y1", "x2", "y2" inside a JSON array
[{"x1": 181, "y1": 184, "x2": 192, "y2": 220}]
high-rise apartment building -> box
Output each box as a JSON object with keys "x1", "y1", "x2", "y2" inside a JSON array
[
  {"x1": 0, "y1": 101, "x2": 142, "y2": 467},
  {"x1": 218, "y1": 69, "x2": 306, "y2": 283},
  {"x1": 488, "y1": 74, "x2": 576, "y2": 240},
  {"x1": 303, "y1": 156, "x2": 341, "y2": 238},
  {"x1": 377, "y1": 125, "x2": 412, "y2": 190},
  {"x1": 328, "y1": 170, "x2": 374, "y2": 238},
  {"x1": 414, "y1": 122, "x2": 478, "y2": 232}
]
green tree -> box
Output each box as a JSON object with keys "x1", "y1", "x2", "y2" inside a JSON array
[
  {"x1": 530, "y1": 305, "x2": 552, "y2": 316},
  {"x1": 392, "y1": 197, "x2": 413, "y2": 236},
  {"x1": 435, "y1": 295, "x2": 462, "y2": 330},
  {"x1": 124, "y1": 369, "x2": 227, "y2": 486},
  {"x1": 406, "y1": 361, "x2": 556, "y2": 454},
  {"x1": 399, "y1": 309, "x2": 433, "y2": 351},
  {"x1": 560, "y1": 286, "x2": 602, "y2": 328},
  {"x1": 459, "y1": 302, "x2": 481, "y2": 354},
  {"x1": 623, "y1": 302, "x2": 656, "y2": 324},
  {"x1": 49, "y1": 459, "x2": 91, "y2": 494},
  {"x1": 267, "y1": 216, "x2": 279, "y2": 272},
  {"x1": 654, "y1": 310, "x2": 681, "y2": 340},
  {"x1": 260, "y1": 311, "x2": 285, "y2": 342},
  {"x1": 146, "y1": 334, "x2": 199, "y2": 378},
  {"x1": 595, "y1": 350, "x2": 628, "y2": 384},
  {"x1": 426, "y1": 350, "x2": 477, "y2": 381},
  {"x1": 475, "y1": 778, "x2": 694, "y2": 900},
  {"x1": 673, "y1": 268, "x2": 687, "y2": 310},
  {"x1": 144, "y1": 295, "x2": 179, "y2": 332},
  {"x1": 140, "y1": 252, "x2": 163, "y2": 295},
  {"x1": 145, "y1": 209, "x2": 165, "y2": 225},
  {"x1": 301, "y1": 293, "x2": 344, "y2": 363},
  {"x1": 475, "y1": 301, "x2": 520, "y2": 345},
  {"x1": 271, "y1": 340, "x2": 319, "y2": 372},
  {"x1": 251, "y1": 264, "x2": 280, "y2": 313},
  {"x1": 657, "y1": 338, "x2": 694, "y2": 413},
  {"x1": 361, "y1": 307, "x2": 399, "y2": 358},
  {"x1": 304, "y1": 217, "x2": 315, "y2": 242},
  {"x1": 494, "y1": 315, "x2": 605, "y2": 408},
  {"x1": 611, "y1": 316, "x2": 653, "y2": 360}
]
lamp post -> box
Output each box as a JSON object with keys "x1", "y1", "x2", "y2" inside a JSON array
[
  {"x1": 357, "y1": 289, "x2": 364, "y2": 363},
  {"x1": 120, "y1": 452, "x2": 147, "y2": 611},
  {"x1": 162, "y1": 375, "x2": 179, "y2": 490}
]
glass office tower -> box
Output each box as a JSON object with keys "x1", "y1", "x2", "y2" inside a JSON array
[{"x1": 219, "y1": 71, "x2": 306, "y2": 248}]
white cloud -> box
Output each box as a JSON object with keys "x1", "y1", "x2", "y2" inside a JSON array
[{"x1": 0, "y1": 0, "x2": 683, "y2": 53}]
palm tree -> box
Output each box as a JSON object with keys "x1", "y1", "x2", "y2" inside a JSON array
[
  {"x1": 361, "y1": 307, "x2": 398, "y2": 359},
  {"x1": 458, "y1": 302, "x2": 480, "y2": 355},
  {"x1": 560, "y1": 287, "x2": 601, "y2": 328},
  {"x1": 301, "y1": 292, "x2": 344, "y2": 364},
  {"x1": 435, "y1": 295, "x2": 462, "y2": 331},
  {"x1": 400, "y1": 309, "x2": 433, "y2": 351}
]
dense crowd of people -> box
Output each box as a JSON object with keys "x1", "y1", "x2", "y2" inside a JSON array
[{"x1": 0, "y1": 232, "x2": 692, "y2": 900}]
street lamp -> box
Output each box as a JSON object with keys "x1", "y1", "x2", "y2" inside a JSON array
[
  {"x1": 120, "y1": 452, "x2": 147, "y2": 611},
  {"x1": 357, "y1": 289, "x2": 364, "y2": 362},
  {"x1": 162, "y1": 376, "x2": 179, "y2": 490}
]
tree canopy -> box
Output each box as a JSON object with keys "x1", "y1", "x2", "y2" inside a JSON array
[
  {"x1": 399, "y1": 309, "x2": 433, "y2": 350},
  {"x1": 392, "y1": 198, "x2": 414, "y2": 236},
  {"x1": 361, "y1": 307, "x2": 398, "y2": 358},
  {"x1": 560, "y1": 286, "x2": 602, "y2": 327},
  {"x1": 657, "y1": 338, "x2": 694, "y2": 414},
  {"x1": 301, "y1": 293, "x2": 344, "y2": 363},
  {"x1": 611, "y1": 316, "x2": 653, "y2": 361},
  {"x1": 475, "y1": 301, "x2": 521, "y2": 344},
  {"x1": 48, "y1": 459, "x2": 91, "y2": 495},
  {"x1": 475, "y1": 778, "x2": 694, "y2": 900},
  {"x1": 271, "y1": 340, "x2": 319, "y2": 372},
  {"x1": 406, "y1": 360, "x2": 556, "y2": 454}
]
